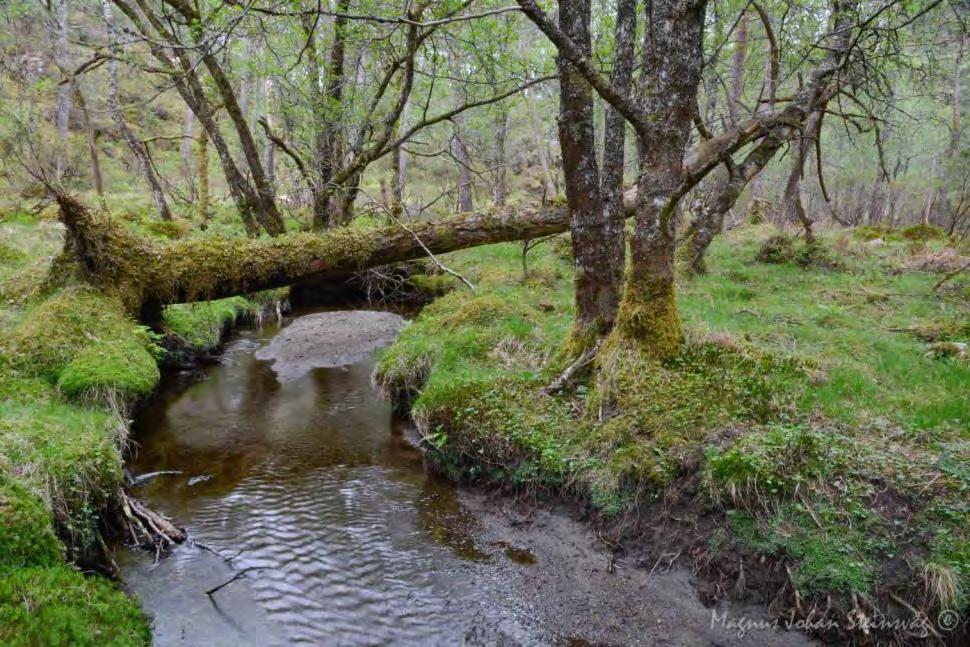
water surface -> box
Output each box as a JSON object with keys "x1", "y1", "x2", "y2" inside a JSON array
[{"x1": 119, "y1": 313, "x2": 812, "y2": 647}]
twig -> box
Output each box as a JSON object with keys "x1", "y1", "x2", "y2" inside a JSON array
[
  {"x1": 128, "y1": 470, "x2": 183, "y2": 486},
  {"x1": 933, "y1": 261, "x2": 970, "y2": 291},
  {"x1": 205, "y1": 567, "x2": 261, "y2": 597}
]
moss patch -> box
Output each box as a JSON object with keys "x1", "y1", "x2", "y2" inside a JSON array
[
  {"x1": 6, "y1": 287, "x2": 160, "y2": 399},
  {"x1": 0, "y1": 475, "x2": 64, "y2": 569},
  {"x1": 0, "y1": 567, "x2": 150, "y2": 646}
]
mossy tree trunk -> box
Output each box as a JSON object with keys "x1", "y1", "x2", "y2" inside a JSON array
[
  {"x1": 557, "y1": 0, "x2": 635, "y2": 352},
  {"x1": 56, "y1": 194, "x2": 600, "y2": 320},
  {"x1": 611, "y1": 0, "x2": 707, "y2": 360}
]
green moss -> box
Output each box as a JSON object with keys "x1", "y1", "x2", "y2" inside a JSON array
[
  {"x1": 0, "y1": 475, "x2": 64, "y2": 568},
  {"x1": 417, "y1": 374, "x2": 575, "y2": 488},
  {"x1": 0, "y1": 240, "x2": 26, "y2": 264},
  {"x1": 57, "y1": 341, "x2": 160, "y2": 401},
  {"x1": 7, "y1": 288, "x2": 158, "y2": 388},
  {"x1": 0, "y1": 567, "x2": 150, "y2": 646},
  {"x1": 755, "y1": 234, "x2": 797, "y2": 263},
  {"x1": 706, "y1": 424, "x2": 858, "y2": 506},
  {"x1": 408, "y1": 273, "x2": 457, "y2": 297},
  {"x1": 61, "y1": 198, "x2": 380, "y2": 311},
  {"x1": 611, "y1": 278, "x2": 684, "y2": 359},
  {"x1": 162, "y1": 296, "x2": 251, "y2": 352},
  {"x1": 901, "y1": 223, "x2": 945, "y2": 241}
]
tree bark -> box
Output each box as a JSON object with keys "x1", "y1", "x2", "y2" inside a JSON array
[
  {"x1": 598, "y1": 0, "x2": 636, "y2": 324},
  {"x1": 54, "y1": 0, "x2": 71, "y2": 181},
  {"x1": 56, "y1": 192, "x2": 636, "y2": 317},
  {"x1": 781, "y1": 108, "x2": 824, "y2": 243},
  {"x1": 557, "y1": 0, "x2": 618, "y2": 343},
  {"x1": 105, "y1": 33, "x2": 173, "y2": 221},
  {"x1": 198, "y1": 126, "x2": 210, "y2": 226},
  {"x1": 452, "y1": 118, "x2": 474, "y2": 213},
  {"x1": 614, "y1": 0, "x2": 707, "y2": 359},
  {"x1": 492, "y1": 107, "x2": 509, "y2": 206},
  {"x1": 727, "y1": 10, "x2": 749, "y2": 123}
]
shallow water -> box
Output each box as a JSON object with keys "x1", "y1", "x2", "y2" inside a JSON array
[{"x1": 118, "y1": 313, "x2": 812, "y2": 646}]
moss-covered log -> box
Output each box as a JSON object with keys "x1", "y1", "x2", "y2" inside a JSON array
[{"x1": 57, "y1": 192, "x2": 634, "y2": 318}]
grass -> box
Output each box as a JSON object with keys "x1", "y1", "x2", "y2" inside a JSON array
[{"x1": 376, "y1": 224, "x2": 970, "y2": 627}]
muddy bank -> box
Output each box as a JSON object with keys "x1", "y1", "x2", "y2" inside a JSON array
[{"x1": 119, "y1": 309, "x2": 812, "y2": 645}]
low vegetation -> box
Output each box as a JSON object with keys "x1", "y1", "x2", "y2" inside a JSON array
[{"x1": 376, "y1": 223, "x2": 969, "y2": 638}]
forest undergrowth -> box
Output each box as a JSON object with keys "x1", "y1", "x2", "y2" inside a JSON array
[{"x1": 374, "y1": 221, "x2": 970, "y2": 643}]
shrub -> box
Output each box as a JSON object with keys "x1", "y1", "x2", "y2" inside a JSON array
[{"x1": 755, "y1": 234, "x2": 796, "y2": 264}]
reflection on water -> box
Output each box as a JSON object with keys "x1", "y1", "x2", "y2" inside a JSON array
[
  {"x1": 119, "y1": 314, "x2": 817, "y2": 647},
  {"x1": 120, "y1": 318, "x2": 524, "y2": 646}
]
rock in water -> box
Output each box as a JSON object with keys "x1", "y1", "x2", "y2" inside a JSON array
[{"x1": 255, "y1": 311, "x2": 406, "y2": 382}]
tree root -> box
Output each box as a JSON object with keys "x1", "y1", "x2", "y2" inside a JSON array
[
  {"x1": 544, "y1": 341, "x2": 601, "y2": 395},
  {"x1": 118, "y1": 489, "x2": 186, "y2": 554}
]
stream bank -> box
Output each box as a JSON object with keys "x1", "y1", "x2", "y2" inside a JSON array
[{"x1": 119, "y1": 309, "x2": 809, "y2": 646}]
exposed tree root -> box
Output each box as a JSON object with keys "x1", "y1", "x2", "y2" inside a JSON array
[
  {"x1": 118, "y1": 488, "x2": 186, "y2": 554},
  {"x1": 544, "y1": 341, "x2": 600, "y2": 394}
]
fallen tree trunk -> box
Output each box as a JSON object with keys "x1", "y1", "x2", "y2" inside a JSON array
[{"x1": 57, "y1": 192, "x2": 634, "y2": 320}]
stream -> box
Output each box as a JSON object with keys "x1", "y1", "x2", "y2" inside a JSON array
[{"x1": 117, "y1": 309, "x2": 812, "y2": 646}]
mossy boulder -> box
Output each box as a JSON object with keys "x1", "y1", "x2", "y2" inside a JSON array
[
  {"x1": 0, "y1": 567, "x2": 150, "y2": 646},
  {"x1": 901, "y1": 223, "x2": 945, "y2": 241}
]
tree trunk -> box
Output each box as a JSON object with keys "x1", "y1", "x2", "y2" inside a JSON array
[
  {"x1": 57, "y1": 192, "x2": 638, "y2": 316},
  {"x1": 524, "y1": 87, "x2": 559, "y2": 198},
  {"x1": 681, "y1": 128, "x2": 787, "y2": 274},
  {"x1": 54, "y1": 0, "x2": 71, "y2": 181},
  {"x1": 392, "y1": 142, "x2": 407, "y2": 219},
  {"x1": 781, "y1": 108, "x2": 823, "y2": 243},
  {"x1": 181, "y1": 107, "x2": 195, "y2": 199},
  {"x1": 198, "y1": 127, "x2": 210, "y2": 227},
  {"x1": 613, "y1": 0, "x2": 707, "y2": 359},
  {"x1": 304, "y1": 2, "x2": 350, "y2": 229},
  {"x1": 262, "y1": 78, "x2": 277, "y2": 192},
  {"x1": 492, "y1": 108, "x2": 509, "y2": 206},
  {"x1": 598, "y1": 0, "x2": 636, "y2": 325},
  {"x1": 452, "y1": 124, "x2": 474, "y2": 213},
  {"x1": 727, "y1": 10, "x2": 749, "y2": 123},
  {"x1": 106, "y1": 52, "x2": 172, "y2": 221},
  {"x1": 557, "y1": 0, "x2": 618, "y2": 346},
  {"x1": 72, "y1": 82, "x2": 108, "y2": 211}
]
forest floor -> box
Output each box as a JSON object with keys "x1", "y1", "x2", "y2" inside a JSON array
[
  {"x1": 0, "y1": 202, "x2": 967, "y2": 644},
  {"x1": 374, "y1": 222, "x2": 970, "y2": 643}
]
